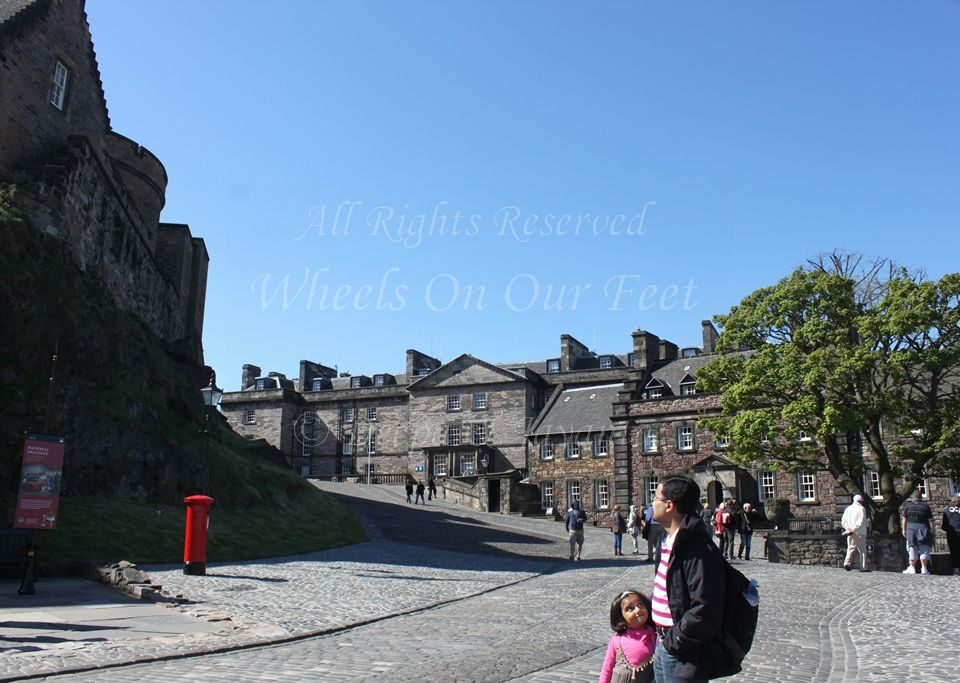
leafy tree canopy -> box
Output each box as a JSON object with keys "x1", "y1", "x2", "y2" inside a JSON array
[{"x1": 698, "y1": 253, "x2": 960, "y2": 532}]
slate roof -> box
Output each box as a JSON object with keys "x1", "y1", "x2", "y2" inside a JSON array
[
  {"x1": 647, "y1": 353, "x2": 719, "y2": 392},
  {"x1": 529, "y1": 383, "x2": 623, "y2": 436}
]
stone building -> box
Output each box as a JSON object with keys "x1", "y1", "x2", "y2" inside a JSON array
[{"x1": 0, "y1": 0, "x2": 208, "y2": 362}]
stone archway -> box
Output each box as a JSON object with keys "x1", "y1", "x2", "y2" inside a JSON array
[{"x1": 707, "y1": 480, "x2": 723, "y2": 509}]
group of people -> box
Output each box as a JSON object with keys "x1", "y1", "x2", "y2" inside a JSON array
[
  {"x1": 701, "y1": 499, "x2": 758, "y2": 561},
  {"x1": 604, "y1": 503, "x2": 666, "y2": 560},
  {"x1": 404, "y1": 477, "x2": 437, "y2": 504},
  {"x1": 598, "y1": 476, "x2": 741, "y2": 683}
]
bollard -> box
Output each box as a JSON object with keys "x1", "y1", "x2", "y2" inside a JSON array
[{"x1": 183, "y1": 495, "x2": 214, "y2": 575}]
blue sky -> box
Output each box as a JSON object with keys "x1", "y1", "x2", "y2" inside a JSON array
[{"x1": 85, "y1": 1, "x2": 960, "y2": 391}]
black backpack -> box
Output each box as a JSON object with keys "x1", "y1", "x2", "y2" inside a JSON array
[{"x1": 701, "y1": 546, "x2": 759, "y2": 678}]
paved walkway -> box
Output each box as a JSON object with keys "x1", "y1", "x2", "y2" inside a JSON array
[{"x1": 1, "y1": 482, "x2": 957, "y2": 681}]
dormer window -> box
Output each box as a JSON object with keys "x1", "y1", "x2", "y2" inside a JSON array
[
  {"x1": 50, "y1": 60, "x2": 70, "y2": 110},
  {"x1": 645, "y1": 378, "x2": 665, "y2": 399},
  {"x1": 546, "y1": 359, "x2": 560, "y2": 374},
  {"x1": 415, "y1": 367, "x2": 432, "y2": 376},
  {"x1": 350, "y1": 377, "x2": 362, "y2": 388},
  {"x1": 311, "y1": 378, "x2": 330, "y2": 391},
  {"x1": 255, "y1": 378, "x2": 273, "y2": 391},
  {"x1": 374, "y1": 374, "x2": 385, "y2": 387},
  {"x1": 627, "y1": 352, "x2": 636, "y2": 366},
  {"x1": 679, "y1": 374, "x2": 697, "y2": 396},
  {"x1": 599, "y1": 355, "x2": 613, "y2": 369}
]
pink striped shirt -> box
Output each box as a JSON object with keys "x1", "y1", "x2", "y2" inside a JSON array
[{"x1": 651, "y1": 531, "x2": 675, "y2": 627}]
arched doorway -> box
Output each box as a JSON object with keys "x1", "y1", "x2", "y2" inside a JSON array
[{"x1": 707, "y1": 480, "x2": 723, "y2": 509}]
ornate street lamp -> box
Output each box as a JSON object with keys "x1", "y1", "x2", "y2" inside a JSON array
[{"x1": 198, "y1": 375, "x2": 223, "y2": 493}]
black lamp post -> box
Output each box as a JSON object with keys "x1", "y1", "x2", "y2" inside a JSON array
[{"x1": 198, "y1": 376, "x2": 223, "y2": 494}]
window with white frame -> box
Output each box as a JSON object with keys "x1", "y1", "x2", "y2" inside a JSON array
[
  {"x1": 546, "y1": 359, "x2": 561, "y2": 373},
  {"x1": 539, "y1": 440, "x2": 552, "y2": 460},
  {"x1": 627, "y1": 352, "x2": 636, "y2": 366},
  {"x1": 566, "y1": 479, "x2": 582, "y2": 505},
  {"x1": 759, "y1": 471, "x2": 775, "y2": 501},
  {"x1": 473, "y1": 393, "x2": 487, "y2": 410},
  {"x1": 677, "y1": 426, "x2": 695, "y2": 451},
  {"x1": 595, "y1": 480, "x2": 610, "y2": 509},
  {"x1": 600, "y1": 355, "x2": 613, "y2": 369},
  {"x1": 918, "y1": 478, "x2": 928, "y2": 499},
  {"x1": 374, "y1": 374, "x2": 385, "y2": 386},
  {"x1": 343, "y1": 407, "x2": 354, "y2": 423},
  {"x1": 594, "y1": 435, "x2": 608, "y2": 457},
  {"x1": 541, "y1": 480, "x2": 555, "y2": 509},
  {"x1": 565, "y1": 438, "x2": 580, "y2": 459},
  {"x1": 950, "y1": 478, "x2": 959, "y2": 496},
  {"x1": 459, "y1": 452, "x2": 476, "y2": 476},
  {"x1": 798, "y1": 473, "x2": 816, "y2": 501},
  {"x1": 50, "y1": 60, "x2": 70, "y2": 110},
  {"x1": 642, "y1": 428, "x2": 659, "y2": 453},
  {"x1": 715, "y1": 435, "x2": 731, "y2": 449},
  {"x1": 242, "y1": 409, "x2": 256, "y2": 425},
  {"x1": 648, "y1": 387, "x2": 663, "y2": 399},
  {"x1": 680, "y1": 381, "x2": 696, "y2": 396},
  {"x1": 367, "y1": 406, "x2": 377, "y2": 421},
  {"x1": 447, "y1": 425, "x2": 461, "y2": 446},
  {"x1": 364, "y1": 462, "x2": 375, "y2": 476},
  {"x1": 433, "y1": 454, "x2": 448, "y2": 477},
  {"x1": 447, "y1": 394, "x2": 461, "y2": 411},
  {"x1": 473, "y1": 423, "x2": 487, "y2": 444},
  {"x1": 646, "y1": 476, "x2": 659, "y2": 506},
  {"x1": 342, "y1": 435, "x2": 353, "y2": 455},
  {"x1": 350, "y1": 376, "x2": 362, "y2": 388},
  {"x1": 367, "y1": 433, "x2": 376, "y2": 455},
  {"x1": 868, "y1": 469, "x2": 882, "y2": 499}
]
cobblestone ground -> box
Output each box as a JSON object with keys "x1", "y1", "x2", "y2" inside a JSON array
[{"x1": 25, "y1": 483, "x2": 960, "y2": 682}]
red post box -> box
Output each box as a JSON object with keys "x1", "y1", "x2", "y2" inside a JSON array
[{"x1": 183, "y1": 495, "x2": 214, "y2": 575}]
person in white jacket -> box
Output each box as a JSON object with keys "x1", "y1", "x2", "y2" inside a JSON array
[{"x1": 842, "y1": 494, "x2": 870, "y2": 572}]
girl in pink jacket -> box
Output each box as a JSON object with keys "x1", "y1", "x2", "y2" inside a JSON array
[{"x1": 599, "y1": 590, "x2": 656, "y2": 683}]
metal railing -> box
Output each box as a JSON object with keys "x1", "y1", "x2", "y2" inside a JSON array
[{"x1": 309, "y1": 474, "x2": 410, "y2": 485}]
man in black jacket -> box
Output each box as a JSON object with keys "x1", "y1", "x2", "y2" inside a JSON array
[{"x1": 650, "y1": 476, "x2": 727, "y2": 682}]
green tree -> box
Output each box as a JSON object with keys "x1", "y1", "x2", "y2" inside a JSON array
[{"x1": 698, "y1": 254, "x2": 960, "y2": 533}]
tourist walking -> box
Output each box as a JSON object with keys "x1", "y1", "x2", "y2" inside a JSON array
[
  {"x1": 643, "y1": 504, "x2": 664, "y2": 562},
  {"x1": 902, "y1": 489, "x2": 935, "y2": 574},
  {"x1": 714, "y1": 502, "x2": 728, "y2": 557},
  {"x1": 566, "y1": 501, "x2": 587, "y2": 560},
  {"x1": 841, "y1": 494, "x2": 870, "y2": 572},
  {"x1": 405, "y1": 479, "x2": 414, "y2": 504},
  {"x1": 415, "y1": 480, "x2": 426, "y2": 505},
  {"x1": 598, "y1": 589, "x2": 656, "y2": 683},
  {"x1": 611, "y1": 504, "x2": 626, "y2": 556},
  {"x1": 942, "y1": 496, "x2": 960, "y2": 576},
  {"x1": 738, "y1": 503, "x2": 758, "y2": 561},
  {"x1": 627, "y1": 504, "x2": 642, "y2": 555},
  {"x1": 650, "y1": 476, "x2": 728, "y2": 682},
  {"x1": 722, "y1": 500, "x2": 739, "y2": 560},
  {"x1": 427, "y1": 477, "x2": 437, "y2": 500}
]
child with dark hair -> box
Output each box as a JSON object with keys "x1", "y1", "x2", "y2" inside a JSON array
[{"x1": 598, "y1": 590, "x2": 656, "y2": 683}]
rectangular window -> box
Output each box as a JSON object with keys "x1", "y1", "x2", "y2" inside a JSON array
[
  {"x1": 255, "y1": 378, "x2": 268, "y2": 391},
  {"x1": 600, "y1": 356, "x2": 612, "y2": 369},
  {"x1": 343, "y1": 407, "x2": 354, "y2": 423},
  {"x1": 343, "y1": 435, "x2": 353, "y2": 455},
  {"x1": 447, "y1": 425, "x2": 461, "y2": 446},
  {"x1": 473, "y1": 393, "x2": 487, "y2": 410},
  {"x1": 242, "y1": 409, "x2": 256, "y2": 425},
  {"x1": 680, "y1": 383, "x2": 696, "y2": 396},
  {"x1": 433, "y1": 454, "x2": 448, "y2": 477},
  {"x1": 798, "y1": 473, "x2": 816, "y2": 502},
  {"x1": 594, "y1": 435, "x2": 608, "y2": 457},
  {"x1": 595, "y1": 480, "x2": 610, "y2": 509},
  {"x1": 367, "y1": 406, "x2": 377, "y2": 421},
  {"x1": 546, "y1": 359, "x2": 561, "y2": 373},
  {"x1": 447, "y1": 394, "x2": 461, "y2": 411},
  {"x1": 301, "y1": 413, "x2": 313, "y2": 456},
  {"x1": 473, "y1": 423, "x2": 487, "y2": 444},
  {"x1": 311, "y1": 378, "x2": 325, "y2": 391},
  {"x1": 759, "y1": 471, "x2": 775, "y2": 501},
  {"x1": 350, "y1": 377, "x2": 362, "y2": 388},
  {"x1": 648, "y1": 388, "x2": 663, "y2": 399},
  {"x1": 868, "y1": 470, "x2": 882, "y2": 499},
  {"x1": 565, "y1": 438, "x2": 580, "y2": 459},
  {"x1": 677, "y1": 426, "x2": 695, "y2": 451},
  {"x1": 950, "y1": 478, "x2": 959, "y2": 497},
  {"x1": 365, "y1": 462, "x2": 375, "y2": 476},
  {"x1": 374, "y1": 374, "x2": 385, "y2": 386},
  {"x1": 50, "y1": 60, "x2": 69, "y2": 110},
  {"x1": 918, "y1": 478, "x2": 928, "y2": 499},
  {"x1": 566, "y1": 479, "x2": 582, "y2": 506},
  {"x1": 642, "y1": 428, "x2": 659, "y2": 453},
  {"x1": 367, "y1": 433, "x2": 376, "y2": 455},
  {"x1": 627, "y1": 352, "x2": 636, "y2": 366},
  {"x1": 715, "y1": 435, "x2": 731, "y2": 449},
  {"x1": 646, "y1": 476, "x2": 659, "y2": 506},
  {"x1": 541, "y1": 480, "x2": 555, "y2": 509},
  {"x1": 459, "y1": 452, "x2": 476, "y2": 476},
  {"x1": 539, "y1": 440, "x2": 552, "y2": 460}
]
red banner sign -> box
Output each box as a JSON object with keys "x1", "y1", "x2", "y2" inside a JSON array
[{"x1": 14, "y1": 434, "x2": 65, "y2": 530}]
